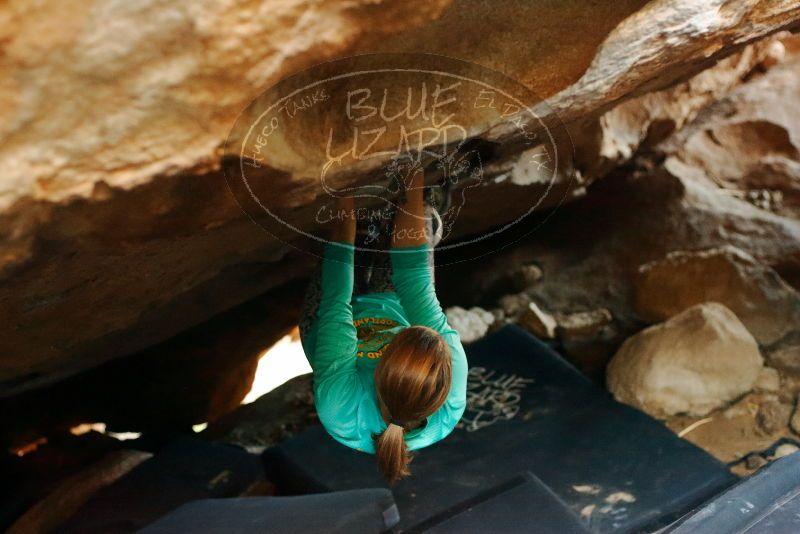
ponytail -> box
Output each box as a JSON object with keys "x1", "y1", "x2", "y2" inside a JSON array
[
  {"x1": 373, "y1": 326, "x2": 452, "y2": 484},
  {"x1": 374, "y1": 422, "x2": 411, "y2": 484}
]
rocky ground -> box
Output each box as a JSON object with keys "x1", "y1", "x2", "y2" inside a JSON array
[
  {"x1": 445, "y1": 295, "x2": 800, "y2": 477},
  {"x1": 434, "y1": 32, "x2": 800, "y2": 475}
]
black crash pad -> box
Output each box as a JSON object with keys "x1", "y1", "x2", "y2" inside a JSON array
[
  {"x1": 418, "y1": 471, "x2": 589, "y2": 534},
  {"x1": 61, "y1": 438, "x2": 263, "y2": 533},
  {"x1": 263, "y1": 325, "x2": 736, "y2": 533},
  {"x1": 139, "y1": 489, "x2": 399, "y2": 534},
  {"x1": 664, "y1": 451, "x2": 800, "y2": 534}
]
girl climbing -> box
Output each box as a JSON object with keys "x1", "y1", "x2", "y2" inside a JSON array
[{"x1": 298, "y1": 163, "x2": 468, "y2": 484}]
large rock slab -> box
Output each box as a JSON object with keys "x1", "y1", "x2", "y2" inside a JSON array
[
  {"x1": 8, "y1": 449, "x2": 151, "y2": 534},
  {"x1": 664, "y1": 34, "x2": 800, "y2": 219},
  {"x1": 634, "y1": 246, "x2": 800, "y2": 345},
  {"x1": 586, "y1": 33, "x2": 800, "y2": 180},
  {"x1": 0, "y1": 0, "x2": 451, "y2": 397},
  {"x1": 607, "y1": 303, "x2": 763, "y2": 417},
  {"x1": 0, "y1": 279, "x2": 305, "y2": 447},
  {"x1": 1, "y1": 0, "x2": 799, "y2": 398}
]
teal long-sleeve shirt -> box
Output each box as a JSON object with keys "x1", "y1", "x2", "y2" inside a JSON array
[{"x1": 301, "y1": 242, "x2": 468, "y2": 453}]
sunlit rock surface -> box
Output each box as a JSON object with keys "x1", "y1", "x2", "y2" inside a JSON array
[{"x1": 607, "y1": 303, "x2": 763, "y2": 417}]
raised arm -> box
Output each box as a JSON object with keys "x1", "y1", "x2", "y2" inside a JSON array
[
  {"x1": 390, "y1": 167, "x2": 446, "y2": 330},
  {"x1": 391, "y1": 167, "x2": 428, "y2": 248},
  {"x1": 312, "y1": 197, "x2": 361, "y2": 428},
  {"x1": 390, "y1": 168, "x2": 468, "y2": 415}
]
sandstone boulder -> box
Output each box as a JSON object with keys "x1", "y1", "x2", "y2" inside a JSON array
[
  {"x1": 499, "y1": 293, "x2": 532, "y2": 318},
  {"x1": 664, "y1": 35, "x2": 800, "y2": 219},
  {"x1": 445, "y1": 306, "x2": 495, "y2": 344},
  {"x1": 555, "y1": 309, "x2": 613, "y2": 340},
  {"x1": 508, "y1": 264, "x2": 543, "y2": 292},
  {"x1": 607, "y1": 303, "x2": 763, "y2": 417},
  {"x1": 774, "y1": 443, "x2": 799, "y2": 459},
  {"x1": 634, "y1": 246, "x2": 800, "y2": 345},
  {"x1": 592, "y1": 33, "x2": 800, "y2": 184},
  {"x1": 519, "y1": 301, "x2": 558, "y2": 340}
]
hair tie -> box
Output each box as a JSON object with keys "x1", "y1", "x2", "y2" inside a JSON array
[{"x1": 390, "y1": 418, "x2": 405, "y2": 427}]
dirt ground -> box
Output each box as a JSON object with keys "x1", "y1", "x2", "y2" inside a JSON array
[{"x1": 663, "y1": 369, "x2": 800, "y2": 476}]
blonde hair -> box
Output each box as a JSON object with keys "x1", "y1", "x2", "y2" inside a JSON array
[{"x1": 373, "y1": 326, "x2": 451, "y2": 484}]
